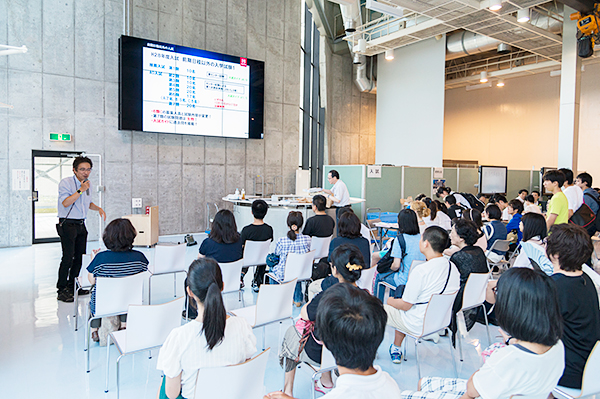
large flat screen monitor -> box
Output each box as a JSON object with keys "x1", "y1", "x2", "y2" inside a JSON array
[
  {"x1": 479, "y1": 165, "x2": 508, "y2": 194},
  {"x1": 119, "y1": 35, "x2": 264, "y2": 139}
]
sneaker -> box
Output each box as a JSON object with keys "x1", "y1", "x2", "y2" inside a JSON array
[
  {"x1": 77, "y1": 288, "x2": 90, "y2": 296},
  {"x1": 57, "y1": 290, "x2": 74, "y2": 303},
  {"x1": 314, "y1": 379, "x2": 334, "y2": 394},
  {"x1": 252, "y1": 282, "x2": 260, "y2": 293},
  {"x1": 389, "y1": 344, "x2": 403, "y2": 364}
]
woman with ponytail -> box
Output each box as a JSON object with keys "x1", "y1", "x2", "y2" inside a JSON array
[
  {"x1": 156, "y1": 258, "x2": 256, "y2": 399},
  {"x1": 272, "y1": 211, "x2": 311, "y2": 306},
  {"x1": 423, "y1": 197, "x2": 452, "y2": 231}
]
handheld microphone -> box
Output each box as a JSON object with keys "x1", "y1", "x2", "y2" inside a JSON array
[{"x1": 83, "y1": 179, "x2": 90, "y2": 196}]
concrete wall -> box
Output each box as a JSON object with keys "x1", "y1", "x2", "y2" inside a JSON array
[
  {"x1": 0, "y1": 0, "x2": 301, "y2": 247},
  {"x1": 444, "y1": 62, "x2": 600, "y2": 181},
  {"x1": 375, "y1": 37, "x2": 446, "y2": 167}
]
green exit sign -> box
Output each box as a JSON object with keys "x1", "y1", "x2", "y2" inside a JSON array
[{"x1": 50, "y1": 133, "x2": 71, "y2": 141}]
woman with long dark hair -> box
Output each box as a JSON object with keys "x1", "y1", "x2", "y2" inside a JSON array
[
  {"x1": 156, "y1": 258, "x2": 256, "y2": 399},
  {"x1": 512, "y1": 212, "x2": 553, "y2": 275}
]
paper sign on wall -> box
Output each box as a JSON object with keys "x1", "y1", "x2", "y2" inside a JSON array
[
  {"x1": 433, "y1": 167, "x2": 443, "y2": 179},
  {"x1": 12, "y1": 169, "x2": 30, "y2": 191},
  {"x1": 368, "y1": 165, "x2": 382, "y2": 178}
]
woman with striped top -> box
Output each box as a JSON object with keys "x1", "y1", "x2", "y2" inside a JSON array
[{"x1": 87, "y1": 218, "x2": 149, "y2": 342}]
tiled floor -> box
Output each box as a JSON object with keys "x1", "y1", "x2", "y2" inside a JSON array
[{"x1": 0, "y1": 237, "x2": 497, "y2": 398}]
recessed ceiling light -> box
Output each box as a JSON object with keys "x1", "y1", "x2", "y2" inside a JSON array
[
  {"x1": 497, "y1": 79, "x2": 505, "y2": 87},
  {"x1": 385, "y1": 49, "x2": 394, "y2": 60},
  {"x1": 489, "y1": 0, "x2": 502, "y2": 11},
  {"x1": 517, "y1": 8, "x2": 530, "y2": 22},
  {"x1": 480, "y1": 71, "x2": 488, "y2": 83}
]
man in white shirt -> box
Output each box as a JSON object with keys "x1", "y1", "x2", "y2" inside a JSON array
[
  {"x1": 264, "y1": 284, "x2": 401, "y2": 399},
  {"x1": 436, "y1": 186, "x2": 471, "y2": 209},
  {"x1": 323, "y1": 170, "x2": 351, "y2": 219},
  {"x1": 384, "y1": 226, "x2": 460, "y2": 362},
  {"x1": 560, "y1": 168, "x2": 584, "y2": 218},
  {"x1": 492, "y1": 194, "x2": 511, "y2": 221},
  {"x1": 515, "y1": 189, "x2": 528, "y2": 203}
]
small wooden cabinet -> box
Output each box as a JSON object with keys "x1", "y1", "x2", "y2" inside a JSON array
[{"x1": 123, "y1": 206, "x2": 159, "y2": 247}]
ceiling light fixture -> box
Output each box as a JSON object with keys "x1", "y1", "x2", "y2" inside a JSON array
[
  {"x1": 489, "y1": 0, "x2": 502, "y2": 11},
  {"x1": 385, "y1": 49, "x2": 394, "y2": 60},
  {"x1": 517, "y1": 8, "x2": 530, "y2": 22},
  {"x1": 480, "y1": 71, "x2": 488, "y2": 83},
  {"x1": 496, "y1": 79, "x2": 505, "y2": 87},
  {"x1": 357, "y1": 38, "x2": 367, "y2": 53}
]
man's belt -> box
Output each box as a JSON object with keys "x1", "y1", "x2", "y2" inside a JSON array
[{"x1": 59, "y1": 218, "x2": 85, "y2": 225}]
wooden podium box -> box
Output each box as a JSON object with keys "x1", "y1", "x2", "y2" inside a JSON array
[{"x1": 124, "y1": 206, "x2": 159, "y2": 247}]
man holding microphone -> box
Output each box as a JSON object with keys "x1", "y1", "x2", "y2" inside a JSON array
[{"x1": 56, "y1": 156, "x2": 106, "y2": 302}]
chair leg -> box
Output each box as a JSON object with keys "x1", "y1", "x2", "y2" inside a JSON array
[
  {"x1": 482, "y1": 304, "x2": 491, "y2": 347},
  {"x1": 148, "y1": 274, "x2": 152, "y2": 305},
  {"x1": 173, "y1": 273, "x2": 177, "y2": 297},
  {"x1": 403, "y1": 336, "x2": 408, "y2": 361},
  {"x1": 414, "y1": 339, "x2": 421, "y2": 381},
  {"x1": 86, "y1": 317, "x2": 93, "y2": 373},
  {"x1": 105, "y1": 334, "x2": 111, "y2": 393},
  {"x1": 262, "y1": 325, "x2": 266, "y2": 351},
  {"x1": 117, "y1": 355, "x2": 122, "y2": 399},
  {"x1": 449, "y1": 330, "x2": 459, "y2": 378}
]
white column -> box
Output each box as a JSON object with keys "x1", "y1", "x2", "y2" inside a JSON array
[{"x1": 557, "y1": 6, "x2": 582, "y2": 171}]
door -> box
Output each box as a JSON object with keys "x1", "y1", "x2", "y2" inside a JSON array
[{"x1": 32, "y1": 150, "x2": 82, "y2": 244}]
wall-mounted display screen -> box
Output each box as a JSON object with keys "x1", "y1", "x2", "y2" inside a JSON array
[
  {"x1": 479, "y1": 166, "x2": 508, "y2": 194},
  {"x1": 119, "y1": 35, "x2": 264, "y2": 139}
]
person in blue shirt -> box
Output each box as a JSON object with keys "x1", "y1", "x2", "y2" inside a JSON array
[{"x1": 506, "y1": 199, "x2": 524, "y2": 247}]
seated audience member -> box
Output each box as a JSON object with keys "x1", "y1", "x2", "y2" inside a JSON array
[
  {"x1": 575, "y1": 172, "x2": 600, "y2": 215},
  {"x1": 337, "y1": 207, "x2": 370, "y2": 241},
  {"x1": 560, "y1": 168, "x2": 584, "y2": 218},
  {"x1": 491, "y1": 194, "x2": 510, "y2": 222},
  {"x1": 329, "y1": 211, "x2": 371, "y2": 269},
  {"x1": 373, "y1": 210, "x2": 426, "y2": 302},
  {"x1": 543, "y1": 169, "x2": 569, "y2": 228},
  {"x1": 385, "y1": 226, "x2": 460, "y2": 362},
  {"x1": 515, "y1": 189, "x2": 528, "y2": 203},
  {"x1": 437, "y1": 186, "x2": 471, "y2": 209},
  {"x1": 434, "y1": 199, "x2": 449, "y2": 217},
  {"x1": 512, "y1": 213, "x2": 553, "y2": 275},
  {"x1": 157, "y1": 258, "x2": 256, "y2": 399},
  {"x1": 266, "y1": 283, "x2": 401, "y2": 399},
  {"x1": 87, "y1": 218, "x2": 149, "y2": 341},
  {"x1": 547, "y1": 224, "x2": 600, "y2": 389},
  {"x1": 531, "y1": 190, "x2": 541, "y2": 205},
  {"x1": 401, "y1": 267, "x2": 565, "y2": 399},
  {"x1": 272, "y1": 211, "x2": 311, "y2": 306},
  {"x1": 422, "y1": 198, "x2": 452, "y2": 231},
  {"x1": 482, "y1": 204, "x2": 507, "y2": 263},
  {"x1": 240, "y1": 199, "x2": 274, "y2": 292},
  {"x1": 277, "y1": 245, "x2": 364, "y2": 397},
  {"x1": 410, "y1": 200, "x2": 430, "y2": 234},
  {"x1": 448, "y1": 219, "x2": 489, "y2": 336},
  {"x1": 303, "y1": 194, "x2": 335, "y2": 238},
  {"x1": 188, "y1": 209, "x2": 243, "y2": 319},
  {"x1": 445, "y1": 195, "x2": 464, "y2": 220},
  {"x1": 461, "y1": 208, "x2": 487, "y2": 252},
  {"x1": 523, "y1": 194, "x2": 542, "y2": 214},
  {"x1": 505, "y1": 199, "x2": 524, "y2": 246}
]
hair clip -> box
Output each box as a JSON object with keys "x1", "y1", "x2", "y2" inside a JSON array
[{"x1": 346, "y1": 262, "x2": 362, "y2": 271}]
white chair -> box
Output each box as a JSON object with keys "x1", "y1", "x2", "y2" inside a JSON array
[
  {"x1": 193, "y1": 348, "x2": 271, "y2": 399},
  {"x1": 231, "y1": 279, "x2": 297, "y2": 350},
  {"x1": 264, "y1": 251, "x2": 315, "y2": 304},
  {"x1": 243, "y1": 239, "x2": 272, "y2": 268},
  {"x1": 357, "y1": 266, "x2": 378, "y2": 294},
  {"x1": 301, "y1": 346, "x2": 337, "y2": 399},
  {"x1": 219, "y1": 259, "x2": 245, "y2": 307},
  {"x1": 105, "y1": 297, "x2": 184, "y2": 398},
  {"x1": 74, "y1": 253, "x2": 93, "y2": 331},
  {"x1": 148, "y1": 243, "x2": 187, "y2": 304},
  {"x1": 456, "y1": 272, "x2": 493, "y2": 361},
  {"x1": 85, "y1": 272, "x2": 146, "y2": 372},
  {"x1": 485, "y1": 239, "x2": 511, "y2": 272},
  {"x1": 554, "y1": 341, "x2": 600, "y2": 399},
  {"x1": 397, "y1": 291, "x2": 459, "y2": 381},
  {"x1": 378, "y1": 260, "x2": 425, "y2": 300},
  {"x1": 311, "y1": 236, "x2": 332, "y2": 261}
]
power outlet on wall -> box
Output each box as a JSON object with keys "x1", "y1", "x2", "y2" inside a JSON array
[{"x1": 132, "y1": 198, "x2": 142, "y2": 208}]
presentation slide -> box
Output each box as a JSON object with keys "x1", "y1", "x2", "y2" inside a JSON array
[
  {"x1": 480, "y1": 166, "x2": 507, "y2": 194},
  {"x1": 142, "y1": 46, "x2": 250, "y2": 138}
]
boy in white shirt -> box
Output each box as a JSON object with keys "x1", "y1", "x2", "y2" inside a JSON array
[
  {"x1": 559, "y1": 168, "x2": 584, "y2": 218},
  {"x1": 264, "y1": 284, "x2": 401, "y2": 399},
  {"x1": 384, "y1": 226, "x2": 460, "y2": 362}
]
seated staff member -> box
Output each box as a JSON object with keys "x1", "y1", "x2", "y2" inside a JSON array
[
  {"x1": 482, "y1": 204, "x2": 507, "y2": 263},
  {"x1": 401, "y1": 268, "x2": 565, "y2": 399},
  {"x1": 87, "y1": 218, "x2": 149, "y2": 342},
  {"x1": 303, "y1": 195, "x2": 335, "y2": 238},
  {"x1": 385, "y1": 226, "x2": 460, "y2": 363},
  {"x1": 322, "y1": 170, "x2": 350, "y2": 219},
  {"x1": 156, "y1": 258, "x2": 256, "y2": 399},
  {"x1": 240, "y1": 199, "x2": 273, "y2": 292},
  {"x1": 512, "y1": 213, "x2": 553, "y2": 275},
  {"x1": 547, "y1": 224, "x2": 600, "y2": 390},
  {"x1": 543, "y1": 169, "x2": 569, "y2": 229}
]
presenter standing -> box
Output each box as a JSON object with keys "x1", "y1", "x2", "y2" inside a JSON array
[
  {"x1": 56, "y1": 156, "x2": 106, "y2": 302},
  {"x1": 323, "y1": 170, "x2": 350, "y2": 219}
]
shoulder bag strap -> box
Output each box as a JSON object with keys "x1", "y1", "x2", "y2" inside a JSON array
[{"x1": 414, "y1": 261, "x2": 452, "y2": 305}]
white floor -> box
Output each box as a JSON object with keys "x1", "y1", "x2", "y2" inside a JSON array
[{"x1": 0, "y1": 238, "x2": 498, "y2": 399}]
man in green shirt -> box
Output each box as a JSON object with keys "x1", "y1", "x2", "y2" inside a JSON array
[{"x1": 544, "y1": 169, "x2": 569, "y2": 229}]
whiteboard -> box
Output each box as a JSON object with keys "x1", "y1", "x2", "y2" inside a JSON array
[{"x1": 479, "y1": 166, "x2": 507, "y2": 194}]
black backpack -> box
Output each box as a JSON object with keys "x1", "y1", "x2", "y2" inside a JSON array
[
  {"x1": 460, "y1": 192, "x2": 485, "y2": 212},
  {"x1": 583, "y1": 193, "x2": 600, "y2": 235}
]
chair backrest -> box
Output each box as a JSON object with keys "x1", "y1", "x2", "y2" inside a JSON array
[
  {"x1": 320, "y1": 345, "x2": 337, "y2": 370},
  {"x1": 125, "y1": 296, "x2": 184, "y2": 353},
  {"x1": 78, "y1": 254, "x2": 93, "y2": 286},
  {"x1": 461, "y1": 272, "x2": 492, "y2": 311},
  {"x1": 283, "y1": 251, "x2": 315, "y2": 282},
  {"x1": 254, "y1": 279, "x2": 297, "y2": 326},
  {"x1": 356, "y1": 266, "x2": 378, "y2": 294},
  {"x1": 489, "y1": 239, "x2": 511, "y2": 254},
  {"x1": 193, "y1": 348, "x2": 270, "y2": 399},
  {"x1": 151, "y1": 243, "x2": 187, "y2": 274},
  {"x1": 95, "y1": 272, "x2": 146, "y2": 316},
  {"x1": 243, "y1": 240, "x2": 272, "y2": 267},
  {"x1": 421, "y1": 291, "x2": 459, "y2": 337},
  {"x1": 580, "y1": 341, "x2": 600, "y2": 396},
  {"x1": 311, "y1": 236, "x2": 332, "y2": 260},
  {"x1": 219, "y1": 260, "x2": 245, "y2": 294}
]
